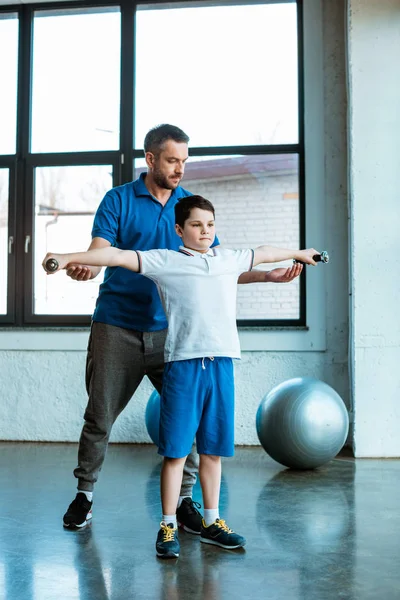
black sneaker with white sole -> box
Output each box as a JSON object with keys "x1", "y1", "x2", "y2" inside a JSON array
[
  {"x1": 63, "y1": 493, "x2": 93, "y2": 529},
  {"x1": 176, "y1": 498, "x2": 202, "y2": 534},
  {"x1": 200, "y1": 518, "x2": 246, "y2": 549}
]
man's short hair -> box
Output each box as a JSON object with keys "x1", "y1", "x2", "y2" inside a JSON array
[
  {"x1": 175, "y1": 195, "x2": 215, "y2": 228},
  {"x1": 144, "y1": 124, "x2": 190, "y2": 155}
]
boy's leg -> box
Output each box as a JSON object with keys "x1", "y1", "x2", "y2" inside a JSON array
[
  {"x1": 199, "y1": 454, "x2": 221, "y2": 510},
  {"x1": 199, "y1": 453, "x2": 245, "y2": 550},
  {"x1": 147, "y1": 344, "x2": 199, "y2": 498},
  {"x1": 160, "y1": 457, "x2": 187, "y2": 516},
  {"x1": 64, "y1": 323, "x2": 147, "y2": 528},
  {"x1": 156, "y1": 359, "x2": 204, "y2": 534},
  {"x1": 196, "y1": 358, "x2": 245, "y2": 549},
  {"x1": 156, "y1": 456, "x2": 186, "y2": 559}
]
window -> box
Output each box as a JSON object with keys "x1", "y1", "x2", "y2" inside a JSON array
[
  {"x1": 33, "y1": 165, "x2": 113, "y2": 315},
  {"x1": 135, "y1": 0, "x2": 302, "y2": 325},
  {"x1": 31, "y1": 8, "x2": 121, "y2": 153},
  {"x1": 135, "y1": 2, "x2": 298, "y2": 148},
  {"x1": 0, "y1": 169, "x2": 9, "y2": 315},
  {"x1": 0, "y1": 13, "x2": 18, "y2": 155},
  {"x1": 1, "y1": 0, "x2": 304, "y2": 328}
]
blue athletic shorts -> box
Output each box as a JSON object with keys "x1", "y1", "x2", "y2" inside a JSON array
[{"x1": 158, "y1": 357, "x2": 235, "y2": 459}]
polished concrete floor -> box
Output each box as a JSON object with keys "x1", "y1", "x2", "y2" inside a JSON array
[{"x1": 0, "y1": 443, "x2": 399, "y2": 600}]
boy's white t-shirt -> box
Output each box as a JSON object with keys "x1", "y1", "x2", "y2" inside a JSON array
[{"x1": 137, "y1": 246, "x2": 254, "y2": 362}]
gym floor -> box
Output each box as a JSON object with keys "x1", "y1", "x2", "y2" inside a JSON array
[{"x1": 0, "y1": 443, "x2": 398, "y2": 600}]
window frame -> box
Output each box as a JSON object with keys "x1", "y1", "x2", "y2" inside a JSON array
[{"x1": 0, "y1": 0, "x2": 309, "y2": 330}]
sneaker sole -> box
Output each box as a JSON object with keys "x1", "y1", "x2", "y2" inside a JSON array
[
  {"x1": 178, "y1": 522, "x2": 201, "y2": 535},
  {"x1": 63, "y1": 510, "x2": 93, "y2": 529},
  {"x1": 200, "y1": 537, "x2": 245, "y2": 550},
  {"x1": 156, "y1": 551, "x2": 179, "y2": 559}
]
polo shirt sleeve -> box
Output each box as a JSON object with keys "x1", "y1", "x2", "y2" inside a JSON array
[
  {"x1": 232, "y1": 248, "x2": 255, "y2": 274},
  {"x1": 91, "y1": 190, "x2": 121, "y2": 245},
  {"x1": 137, "y1": 249, "x2": 168, "y2": 281}
]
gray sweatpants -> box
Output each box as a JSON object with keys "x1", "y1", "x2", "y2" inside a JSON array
[{"x1": 74, "y1": 322, "x2": 198, "y2": 495}]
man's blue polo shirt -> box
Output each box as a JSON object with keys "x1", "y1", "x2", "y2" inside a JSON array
[{"x1": 91, "y1": 173, "x2": 218, "y2": 332}]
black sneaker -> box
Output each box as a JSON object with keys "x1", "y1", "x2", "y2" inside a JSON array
[
  {"x1": 63, "y1": 493, "x2": 93, "y2": 529},
  {"x1": 156, "y1": 522, "x2": 180, "y2": 559},
  {"x1": 200, "y1": 518, "x2": 246, "y2": 549},
  {"x1": 176, "y1": 498, "x2": 202, "y2": 534}
]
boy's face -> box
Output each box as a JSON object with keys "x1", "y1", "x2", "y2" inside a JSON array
[
  {"x1": 146, "y1": 140, "x2": 188, "y2": 190},
  {"x1": 175, "y1": 208, "x2": 216, "y2": 253}
]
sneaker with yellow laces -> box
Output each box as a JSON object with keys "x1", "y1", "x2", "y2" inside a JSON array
[
  {"x1": 156, "y1": 522, "x2": 180, "y2": 558},
  {"x1": 200, "y1": 518, "x2": 246, "y2": 549}
]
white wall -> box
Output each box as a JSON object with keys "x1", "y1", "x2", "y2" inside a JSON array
[
  {"x1": 0, "y1": 0, "x2": 350, "y2": 446},
  {"x1": 347, "y1": 0, "x2": 400, "y2": 456}
]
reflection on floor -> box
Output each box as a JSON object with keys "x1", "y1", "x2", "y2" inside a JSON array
[{"x1": 0, "y1": 443, "x2": 399, "y2": 600}]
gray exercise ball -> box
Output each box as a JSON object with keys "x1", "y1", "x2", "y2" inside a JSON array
[{"x1": 256, "y1": 377, "x2": 349, "y2": 469}]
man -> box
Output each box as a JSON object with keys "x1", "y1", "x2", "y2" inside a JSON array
[{"x1": 63, "y1": 124, "x2": 302, "y2": 532}]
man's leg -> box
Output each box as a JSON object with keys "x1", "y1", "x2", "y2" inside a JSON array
[{"x1": 63, "y1": 323, "x2": 146, "y2": 528}]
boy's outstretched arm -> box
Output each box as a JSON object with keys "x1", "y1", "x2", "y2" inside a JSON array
[
  {"x1": 253, "y1": 246, "x2": 319, "y2": 267},
  {"x1": 42, "y1": 247, "x2": 140, "y2": 274}
]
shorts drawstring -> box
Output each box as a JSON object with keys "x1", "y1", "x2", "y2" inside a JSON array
[{"x1": 201, "y1": 356, "x2": 214, "y2": 370}]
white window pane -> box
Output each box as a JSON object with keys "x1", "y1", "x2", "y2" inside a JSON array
[
  {"x1": 34, "y1": 165, "x2": 113, "y2": 315},
  {"x1": 135, "y1": 2, "x2": 298, "y2": 148},
  {"x1": 135, "y1": 154, "x2": 300, "y2": 320},
  {"x1": 0, "y1": 169, "x2": 9, "y2": 314},
  {"x1": 0, "y1": 14, "x2": 18, "y2": 155},
  {"x1": 32, "y1": 8, "x2": 121, "y2": 153}
]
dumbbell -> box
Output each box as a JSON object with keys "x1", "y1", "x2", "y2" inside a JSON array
[
  {"x1": 294, "y1": 250, "x2": 329, "y2": 265},
  {"x1": 44, "y1": 258, "x2": 59, "y2": 273}
]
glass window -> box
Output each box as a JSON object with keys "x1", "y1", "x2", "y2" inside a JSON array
[
  {"x1": 0, "y1": 14, "x2": 18, "y2": 155},
  {"x1": 0, "y1": 169, "x2": 9, "y2": 314},
  {"x1": 34, "y1": 165, "x2": 113, "y2": 315},
  {"x1": 135, "y1": 1, "x2": 298, "y2": 148},
  {"x1": 31, "y1": 8, "x2": 121, "y2": 153},
  {"x1": 135, "y1": 153, "x2": 300, "y2": 320}
]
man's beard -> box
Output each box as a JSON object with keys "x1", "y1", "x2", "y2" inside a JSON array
[{"x1": 153, "y1": 167, "x2": 179, "y2": 190}]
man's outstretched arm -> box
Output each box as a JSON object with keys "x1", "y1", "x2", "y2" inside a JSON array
[{"x1": 238, "y1": 262, "x2": 303, "y2": 284}]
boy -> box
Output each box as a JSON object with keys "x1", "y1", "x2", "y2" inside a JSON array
[{"x1": 43, "y1": 195, "x2": 319, "y2": 559}]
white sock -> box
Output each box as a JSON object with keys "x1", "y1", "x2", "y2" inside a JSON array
[
  {"x1": 78, "y1": 490, "x2": 93, "y2": 502},
  {"x1": 203, "y1": 508, "x2": 219, "y2": 526},
  {"x1": 177, "y1": 495, "x2": 192, "y2": 508},
  {"x1": 162, "y1": 514, "x2": 177, "y2": 528}
]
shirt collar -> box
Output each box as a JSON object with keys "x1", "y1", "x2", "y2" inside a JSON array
[
  {"x1": 179, "y1": 245, "x2": 216, "y2": 257},
  {"x1": 133, "y1": 172, "x2": 179, "y2": 204}
]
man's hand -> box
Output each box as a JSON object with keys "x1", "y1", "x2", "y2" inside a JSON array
[
  {"x1": 265, "y1": 263, "x2": 303, "y2": 283},
  {"x1": 66, "y1": 264, "x2": 96, "y2": 281}
]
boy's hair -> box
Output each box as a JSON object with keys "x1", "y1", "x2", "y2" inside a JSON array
[
  {"x1": 144, "y1": 124, "x2": 190, "y2": 156},
  {"x1": 175, "y1": 195, "x2": 215, "y2": 228}
]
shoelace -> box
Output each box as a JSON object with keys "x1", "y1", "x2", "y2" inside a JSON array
[
  {"x1": 215, "y1": 519, "x2": 234, "y2": 533},
  {"x1": 161, "y1": 523, "x2": 177, "y2": 542},
  {"x1": 186, "y1": 500, "x2": 202, "y2": 515}
]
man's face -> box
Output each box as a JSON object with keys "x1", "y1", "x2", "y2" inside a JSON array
[
  {"x1": 147, "y1": 140, "x2": 188, "y2": 190},
  {"x1": 175, "y1": 207, "x2": 216, "y2": 253}
]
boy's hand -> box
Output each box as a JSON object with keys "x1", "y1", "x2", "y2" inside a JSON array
[
  {"x1": 42, "y1": 253, "x2": 66, "y2": 273},
  {"x1": 66, "y1": 265, "x2": 94, "y2": 281},
  {"x1": 266, "y1": 263, "x2": 303, "y2": 283},
  {"x1": 295, "y1": 248, "x2": 320, "y2": 266}
]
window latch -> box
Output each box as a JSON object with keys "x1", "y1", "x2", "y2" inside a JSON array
[
  {"x1": 8, "y1": 236, "x2": 14, "y2": 254},
  {"x1": 24, "y1": 235, "x2": 31, "y2": 254}
]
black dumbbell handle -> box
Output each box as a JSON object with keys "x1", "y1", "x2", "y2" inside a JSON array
[
  {"x1": 294, "y1": 250, "x2": 329, "y2": 265},
  {"x1": 45, "y1": 258, "x2": 59, "y2": 273}
]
